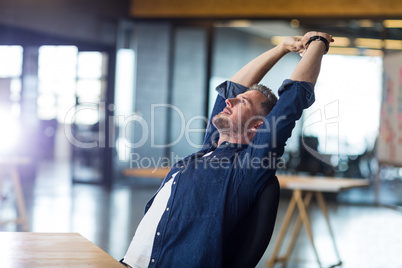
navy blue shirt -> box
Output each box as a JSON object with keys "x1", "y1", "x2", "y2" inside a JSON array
[{"x1": 143, "y1": 79, "x2": 315, "y2": 267}]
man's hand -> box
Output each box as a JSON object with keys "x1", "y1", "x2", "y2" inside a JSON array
[
  {"x1": 281, "y1": 36, "x2": 304, "y2": 53},
  {"x1": 300, "y1": 31, "x2": 334, "y2": 56},
  {"x1": 301, "y1": 31, "x2": 334, "y2": 46}
]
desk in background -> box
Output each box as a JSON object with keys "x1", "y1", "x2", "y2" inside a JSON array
[
  {"x1": 267, "y1": 175, "x2": 369, "y2": 267},
  {"x1": 0, "y1": 232, "x2": 123, "y2": 267}
]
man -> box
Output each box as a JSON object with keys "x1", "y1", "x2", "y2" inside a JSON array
[{"x1": 121, "y1": 31, "x2": 333, "y2": 268}]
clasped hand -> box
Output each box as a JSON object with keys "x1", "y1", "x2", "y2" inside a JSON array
[{"x1": 282, "y1": 31, "x2": 334, "y2": 56}]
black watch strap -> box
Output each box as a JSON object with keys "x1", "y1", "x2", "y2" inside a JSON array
[{"x1": 305, "y1": 36, "x2": 330, "y2": 54}]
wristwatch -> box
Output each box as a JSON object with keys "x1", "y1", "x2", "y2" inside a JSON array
[{"x1": 305, "y1": 36, "x2": 330, "y2": 54}]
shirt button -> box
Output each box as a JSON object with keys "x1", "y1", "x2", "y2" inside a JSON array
[
  {"x1": 166, "y1": 207, "x2": 170, "y2": 211},
  {"x1": 157, "y1": 232, "x2": 161, "y2": 236},
  {"x1": 173, "y1": 181, "x2": 176, "y2": 185},
  {"x1": 151, "y1": 259, "x2": 155, "y2": 263}
]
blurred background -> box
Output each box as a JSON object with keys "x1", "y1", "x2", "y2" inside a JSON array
[{"x1": 0, "y1": 0, "x2": 401, "y2": 267}]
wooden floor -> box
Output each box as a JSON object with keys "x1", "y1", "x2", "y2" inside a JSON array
[{"x1": 1, "y1": 160, "x2": 401, "y2": 268}]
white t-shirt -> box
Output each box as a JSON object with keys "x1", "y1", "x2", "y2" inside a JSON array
[{"x1": 123, "y1": 171, "x2": 178, "y2": 267}]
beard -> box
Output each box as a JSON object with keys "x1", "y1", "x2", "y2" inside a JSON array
[{"x1": 212, "y1": 114, "x2": 237, "y2": 136}]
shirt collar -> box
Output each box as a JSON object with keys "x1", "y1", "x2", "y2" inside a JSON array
[{"x1": 211, "y1": 141, "x2": 248, "y2": 153}]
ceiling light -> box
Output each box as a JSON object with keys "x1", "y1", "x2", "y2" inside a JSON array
[
  {"x1": 364, "y1": 49, "x2": 383, "y2": 57},
  {"x1": 327, "y1": 47, "x2": 360, "y2": 56},
  {"x1": 355, "y1": 38, "x2": 402, "y2": 50},
  {"x1": 359, "y1": 20, "x2": 374, "y2": 28},
  {"x1": 332, "y1": 37, "x2": 350, "y2": 47},
  {"x1": 355, "y1": 38, "x2": 384, "y2": 49},
  {"x1": 327, "y1": 47, "x2": 383, "y2": 57},
  {"x1": 384, "y1": 39, "x2": 402, "y2": 50},
  {"x1": 214, "y1": 20, "x2": 251, "y2": 28},
  {"x1": 290, "y1": 19, "x2": 300, "y2": 28},
  {"x1": 383, "y1": 20, "x2": 402, "y2": 28}
]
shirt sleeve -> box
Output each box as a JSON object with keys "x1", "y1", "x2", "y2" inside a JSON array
[
  {"x1": 202, "y1": 80, "x2": 248, "y2": 147},
  {"x1": 251, "y1": 79, "x2": 314, "y2": 155},
  {"x1": 237, "y1": 79, "x2": 315, "y2": 193}
]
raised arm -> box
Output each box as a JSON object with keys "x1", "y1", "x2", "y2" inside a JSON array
[
  {"x1": 291, "y1": 31, "x2": 333, "y2": 85},
  {"x1": 230, "y1": 37, "x2": 304, "y2": 87},
  {"x1": 237, "y1": 31, "x2": 333, "y2": 193}
]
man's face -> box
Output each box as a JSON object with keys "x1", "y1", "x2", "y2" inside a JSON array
[{"x1": 212, "y1": 90, "x2": 267, "y2": 140}]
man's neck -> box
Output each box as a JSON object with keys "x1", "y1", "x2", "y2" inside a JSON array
[{"x1": 217, "y1": 133, "x2": 251, "y2": 146}]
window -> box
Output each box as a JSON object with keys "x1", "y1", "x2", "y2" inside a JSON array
[
  {"x1": 38, "y1": 46, "x2": 77, "y2": 122},
  {"x1": 0, "y1": 46, "x2": 23, "y2": 154},
  {"x1": 38, "y1": 47, "x2": 106, "y2": 125},
  {"x1": 75, "y1": 51, "x2": 107, "y2": 125},
  {"x1": 303, "y1": 55, "x2": 383, "y2": 156},
  {"x1": 0, "y1": 46, "x2": 23, "y2": 117}
]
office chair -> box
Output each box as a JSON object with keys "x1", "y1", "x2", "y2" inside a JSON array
[{"x1": 223, "y1": 176, "x2": 280, "y2": 268}]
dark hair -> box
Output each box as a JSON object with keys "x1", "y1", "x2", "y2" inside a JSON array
[{"x1": 247, "y1": 84, "x2": 278, "y2": 116}]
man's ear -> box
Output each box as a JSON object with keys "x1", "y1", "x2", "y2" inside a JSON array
[{"x1": 250, "y1": 120, "x2": 263, "y2": 132}]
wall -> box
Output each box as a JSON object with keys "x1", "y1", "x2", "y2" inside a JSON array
[
  {"x1": 0, "y1": 0, "x2": 130, "y2": 45},
  {"x1": 129, "y1": 22, "x2": 172, "y2": 166},
  {"x1": 169, "y1": 27, "x2": 208, "y2": 158}
]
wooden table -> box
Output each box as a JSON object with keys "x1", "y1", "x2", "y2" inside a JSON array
[
  {"x1": 0, "y1": 232, "x2": 124, "y2": 267},
  {"x1": 124, "y1": 168, "x2": 370, "y2": 267},
  {"x1": 267, "y1": 175, "x2": 370, "y2": 268}
]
